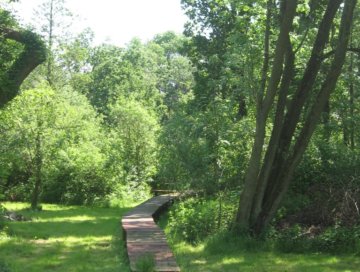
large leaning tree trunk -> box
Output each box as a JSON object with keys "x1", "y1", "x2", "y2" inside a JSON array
[
  {"x1": 235, "y1": 0, "x2": 357, "y2": 235},
  {"x1": 0, "y1": 27, "x2": 46, "y2": 107}
]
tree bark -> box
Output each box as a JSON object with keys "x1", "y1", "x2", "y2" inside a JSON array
[
  {"x1": 251, "y1": 36, "x2": 295, "y2": 223},
  {"x1": 349, "y1": 44, "x2": 355, "y2": 149},
  {"x1": 46, "y1": 0, "x2": 54, "y2": 87},
  {"x1": 235, "y1": 0, "x2": 298, "y2": 230}
]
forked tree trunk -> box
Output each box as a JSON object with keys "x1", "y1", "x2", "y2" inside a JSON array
[
  {"x1": 235, "y1": 0, "x2": 357, "y2": 235},
  {"x1": 235, "y1": 0, "x2": 298, "y2": 231}
]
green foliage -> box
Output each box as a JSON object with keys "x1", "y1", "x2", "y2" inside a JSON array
[
  {"x1": 162, "y1": 213, "x2": 360, "y2": 271},
  {"x1": 108, "y1": 98, "x2": 159, "y2": 185},
  {"x1": 0, "y1": 88, "x2": 108, "y2": 205},
  {"x1": 168, "y1": 196, "x2": 237, "y2": 244},
  {"x1": 168, "y1": 198, "x2": 218, "y2": 244},
  {"x1": 158, "y1": 95, "x2": 252, "y2": 193},
  {"x1": 103, "y1": 182, "x2": 151, "y2": 208},
  {"x1": 289, "y1": 134, "x2": 360, "y2": 227},
  {"x1": 311, "y1": 227, "x2": 360, "y2": 254},
  {"x1": 274, "y1": 225, "x2": 360, "y2": 255},
  {"x1": 86, "y1": 39, "x2": 163, "y2": 115}
]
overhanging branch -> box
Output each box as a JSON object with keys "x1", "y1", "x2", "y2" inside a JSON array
[{"x1": 0, "y1": 27, "x2": 47, "y2": 107}]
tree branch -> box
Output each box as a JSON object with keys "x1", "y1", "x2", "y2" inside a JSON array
[{"x1": 0, "y1": 27, "x2": 47, "y2": 107}]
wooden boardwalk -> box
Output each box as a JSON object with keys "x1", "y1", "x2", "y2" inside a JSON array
[{"x1": 122, "y1": 194, "x2": 180, "y2": 272}]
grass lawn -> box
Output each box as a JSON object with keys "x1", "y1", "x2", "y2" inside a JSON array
[
  {"x1": 0, "y1": 202, "x2": 132, "y2": 272},
  {"x1": 158, "y1": 216, "x2": 360, "y2": 272}
]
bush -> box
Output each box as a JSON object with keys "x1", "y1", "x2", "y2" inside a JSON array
[
  {"x1": 311, "y1": 226, "x2": 360, "y2": 254},
  {"x1": 167, "y1": 198, "x2": 216, "y2": 244},
  {"x1": 274, "y1": 225, "x2": 309, "y2": 253},
  {"x1": 274, "y1": 225, "x2": 360, "y2": 254}
]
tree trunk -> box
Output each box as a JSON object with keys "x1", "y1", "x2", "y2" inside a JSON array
[
  {"x1": 46, "y1": 0, "x2": 54, "y2": 87},
  {"x1": 252, "y1": 0, "x2": 357, "y2": 235},
  {"x1": 31, "y1": 127, "x2": 43, "y2": 210},
  {"x1": 235, "y1": 0, "x2": 357, "y2": 235},
  {"x1": 349, "y1": 46, "x2": 355, "y2": 149},
  {"x1": 235, "y1": 0, "x2": 298, "y2": 230}
]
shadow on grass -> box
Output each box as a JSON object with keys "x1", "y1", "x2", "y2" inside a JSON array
[
  {"x1": 174, "y1": 246, "x2": 360, "y2": 272},
  {"x1": 0, "y1": 203, "x2": 132, "y2": 272}
]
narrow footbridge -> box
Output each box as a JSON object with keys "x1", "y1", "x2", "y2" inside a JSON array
[{"x1": 121, "y1": 194, "x2": 180, "y2": 272}]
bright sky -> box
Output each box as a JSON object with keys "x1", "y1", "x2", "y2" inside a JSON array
[{"x1": 10, "y1": 0, "x2": 188, "y2": 46}]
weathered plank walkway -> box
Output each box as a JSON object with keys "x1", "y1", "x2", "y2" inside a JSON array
[{"x1": 122, "y1": 194, "x2": 180, "y2": 272}]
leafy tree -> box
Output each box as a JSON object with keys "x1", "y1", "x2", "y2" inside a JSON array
[
  {"x1": 0, "y1": 88, "x2": 108, "y2": 207},
  {"x1": 181, "y1": 0, "x2": 250, "y2": 116},
  {"x1": 158, "y1": 94, "x2": 251, "y2": 194},
  {"x1": 33, "y1": 0, "x2": 73, "y2": 87},
  {"x1": 86, "y1": 34, "x2": 193, "y2": 119},
  {"x1": 108, "y1": 97, "x2": 160, "y2": 186},
  {"x1": 150, "y1": 32, "x2": 195, "y2": 116}
]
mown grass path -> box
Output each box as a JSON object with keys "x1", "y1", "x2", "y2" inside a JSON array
[{"x1": 0, "y1": 203, "x2": 132, "y2": 272}]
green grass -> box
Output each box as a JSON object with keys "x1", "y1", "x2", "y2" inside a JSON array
[
  {"x1": 158, "y1": 216, "x2": 360, "y2": 272},
  {"x1": 171, "y1": 241, "x2": 360, "y2": 272},
  {"x1": 0, "y1": 202, "x2": 132, "y2": 272}
]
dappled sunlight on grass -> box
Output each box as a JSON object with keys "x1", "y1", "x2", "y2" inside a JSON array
[
  {"x1": 0, "y1": 202, "x2": 132, "y2": 272},
  {"x1": 169, "y1": 239, "x2": 360, "y2": 272},
  {"x1": 158, "y1": 211, "x2": 360, "y2": 271},
  {"x1": 221, "y1": 257, "x2": 245, "y2": 265}
]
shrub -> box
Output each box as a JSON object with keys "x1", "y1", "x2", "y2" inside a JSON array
[
  {"x1": 274, "y1": 224, "x2": 309, "y2": 253},
  {"x1": 311, "y1": 226, "x2": 360, "y2": 254},
  {"x1": 274, "y1": 225, "x2": 360, "y2": 254},
  {"x1": 167, "y1": 198, "x2": 216, "y2": 244}
]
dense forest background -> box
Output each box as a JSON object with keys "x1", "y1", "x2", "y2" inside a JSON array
[{"x1": 1, "y1": 0, "x2": 360, "y2": 255}]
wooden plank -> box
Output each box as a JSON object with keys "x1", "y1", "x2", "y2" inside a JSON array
[{"x1": 121, "y1": 194, "x2": 180, "y2": 272}]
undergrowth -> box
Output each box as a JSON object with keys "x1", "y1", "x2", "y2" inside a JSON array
[{"x1": 165, "y1": 197, "x2": 360, "y2": 255}]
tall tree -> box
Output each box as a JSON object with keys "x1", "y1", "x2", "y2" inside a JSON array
[
  {"x1": 33, "y1": 0, "x2": 72, "y2": 87},
  {"x1": 235, "y1": 0, "x2": 357, "y2": 235},
  {"x1": 181, "y1": 0, "x2": 249, "y2": 116}
]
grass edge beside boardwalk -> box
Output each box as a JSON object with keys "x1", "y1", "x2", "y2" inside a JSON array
[
  {"x1": 158, "y1": 214, "x2": 360, "y2": 272},
  {"x1": 0, "y1": 202, "x2": 132, "y2": 272}
]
